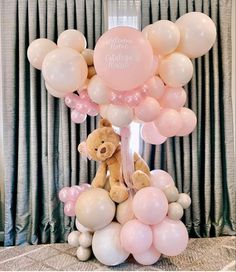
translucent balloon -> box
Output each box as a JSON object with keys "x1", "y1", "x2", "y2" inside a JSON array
[
  {"x1": 176, "y1": 107, "x2": 197, "y2": 136},
  {"x1": 64, "y1": 201, "x2": 76, "y2": 217},
  {"x1": 145, "y1": 76, "x2": 165, "y2": 99},
  {"x1": 160, "y1": 87, "x2": 186, "y2": 109},
  {"x1": 176, "y1": 12, "x2": 216, "y2": 58},
  {"x1": 59, "y1": 187, "x2": 70, "y2": 202},
  {"x1": 150, "y1": 170, "x2": 175, "y2": 190},
  {"x1": 155, "y1": 108, "x2": 183, "y2": 137},
  {"x1": 135, "y1": 97, "x2": 160, "y2": 122},
  {"x1": 71, "y1": 109, "x2": 87, "y2": 124},
  {"x1": 159, "y1": 53, "x2": 193, "y2": 87},
  {"x1": 133, "y1": 246, "x2": 161, "y2": 265},
  {"x1": 81, "y1": 48, "x2": 94, "y2": 66},
  {"x1": 141, "y1": 122, "x2": 167, "y2": 145},
  {"x1": 120, "y1": 219, "x2": 153, "y2": 254},
  {"x1": 152, "y1": 217, "x2": 189, "y2": 256},
  {"x1": 27, "y1": 38, "x2": 57, "y2": 70},
  {"x1": 57, "y1": 29, "x2": 86, "y2": 53},
  {"x1": 87, "y1": 75, "x2": 110, "y2": 104},
  {"x1": 42, "y1": 48, "x2": 88, "y2": 94},
  {"x1": 132, "y1": 187, "x2": 168, "y2": 225},
  {"x1": 94, "y1": 26, "x2": 153, "y2": 91},
  {"x1": 148, "y1": 20, "x2": 180, "y2": 55},
  {"x1": 107, "y1": 104, "x2": 134, "y2": 127}
]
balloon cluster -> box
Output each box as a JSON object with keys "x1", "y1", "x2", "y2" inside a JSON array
[{"x1": 27, "y1": 12, "x2": 216, "y2": 144}]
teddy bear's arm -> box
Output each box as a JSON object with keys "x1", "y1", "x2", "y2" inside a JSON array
[
  {"x1": 91, "y1": 162, "x2": 107, "y2": 188},
  {"x1": 133, "y1": 152, "x2": 150, "y2": 176}
]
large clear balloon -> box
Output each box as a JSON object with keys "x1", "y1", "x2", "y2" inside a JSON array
[
  {"x1": 94, "y1": 26, "x2": 153, "y2": 91},
  {"x1": 176, "y1": 107, "x2": 197, "y2": 136},
  {"x1": 87, "y1": 75, "x2": 110, "y2": 104},
  {"x1": 176, "y1": 12, "x2": 216, "y2": 58},
  {"x1": 106, "y1": 104, "x2": 134, "y2": 127},
  {"x1": 159, "y1": 52, "x2": 193, "y2": 87},
  {"x1": 27, "y1": 38, "x2": 57, "y2": 70},
  {"x1": 42, "y1": 48, "x2": 88, "y2": 95},
  {"x1": 141, "y1": 122, "x2": 167, "y2": 145}
]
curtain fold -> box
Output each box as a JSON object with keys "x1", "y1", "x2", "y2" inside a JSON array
[
  {"x1": 141, "y1": 0, "x2": 235, "y2": 237},
  {"x1": 1, "y1": 0, "x2": 103, "y2": 246}
]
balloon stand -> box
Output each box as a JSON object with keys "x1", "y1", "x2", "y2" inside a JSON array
[{"x1": 27, "y1": 12, "x2": 216, "y2": 266}]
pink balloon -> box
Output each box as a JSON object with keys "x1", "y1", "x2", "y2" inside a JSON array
[
  {"x1": 135, "y1": 97, "x2": 160, "y2": 122},
  {"x1": 160, "y1": 87, "x2": 186, "y2": 109},
  {"x1": 151, "y1": 56, "x2": 159, "y2": 75},
  {"x1": 80, "y1": 183, "x2": 91, "y2": 190},
  {"x1": 141, "y1": 122, "x2": 167, "y2": 145},
  {"x1": 152, "y1": 217, "x2": 189, "y2": 256},
  {"x1": 71, "y1": 109, "x2": 87, "y2": 123},
  {"x1": 133, "y1": 246, "x2": 161, "y2": 265},
  {"x1": 109, "y1": 91, "x2": 123, "y2": 105},
  {"x1": 69, "y1": 186, "x2": 81, "y2": 202},
  {"x1": 176, "y1": 107, "x2": 197, "y2": 136},
  {"x1": 94, "y1": 27, "x2": 153, "y2": 91},
  {"x1": 123, "y1": 91, "x2": 144, "y2": 107},
  {"x1": 65, "y1": 93, "x2": 80, "y2": 109},
  {"x1": 120, "y1": 219, "x2": 153, "y2": 254},
  {"x1": 132, "y1": 187, "x2": 168, "y2": 225},
  {"x1": 87, "y1": 103, "x2": 99, "y2": 116},
  {"x1": 59, "y1": 187, "x2": 70, "y2": 202},
  {"x1": 79, "y1": 89, "x2": 89, "y2": 100},
  {"x1": 75, "y1": 99, "x2": 90, "y2": 114},
  {"x1": 150, "y1": 170, "x2": 175, "y2": 190},
  {"x1": 145, "y1": 76, "x2": 165, "y2": 99},
  {"x1": 64, "y1": 201, "x2": 76, "y2": 217},
  {"x1": 154, "y1": 108, "x2": 182, "y2": 137}
]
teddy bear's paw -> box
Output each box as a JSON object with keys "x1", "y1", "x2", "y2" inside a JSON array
[
  {"x1": 132, "y1": 170, "x2": 150, "y2": 190},
  {"x1": 109, "y1": 186, "x2": 129, "y2": 203}
]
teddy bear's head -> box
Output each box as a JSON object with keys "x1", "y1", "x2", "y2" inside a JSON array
[{"x1": 79, "y1": 119, "x2": 120, "y2": 161}]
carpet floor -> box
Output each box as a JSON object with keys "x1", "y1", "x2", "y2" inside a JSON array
[{"x1": 0, "y1": 236, "x2": 235, "y2": 271}]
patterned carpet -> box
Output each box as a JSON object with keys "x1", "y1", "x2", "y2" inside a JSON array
[{"x1": 0, "y1": 236, "x2": 235, "y2": 271}]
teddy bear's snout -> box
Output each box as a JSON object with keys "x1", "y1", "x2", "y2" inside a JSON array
[
  {"x1": 100, "y1": 147, "x2": 107, "y2": 154},
  {"x1": 97, "y1": 142, "x2": 116, "y2": 160}
]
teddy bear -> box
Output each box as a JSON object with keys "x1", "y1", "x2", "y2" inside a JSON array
[{"x1": 78, "y1": 119, "x2": 151, "y2": 203}]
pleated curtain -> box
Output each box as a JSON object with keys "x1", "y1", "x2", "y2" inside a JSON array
[
  {"x1": 141, "y1": 0, "x2": 235, "y2": 237},
  {"x1": 1, "y1": 0, "x2": 103, "y2": 246}
]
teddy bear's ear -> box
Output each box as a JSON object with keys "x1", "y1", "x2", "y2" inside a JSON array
[{"x1": 100, "y1": 119, "x2": 112, "y2": 128}]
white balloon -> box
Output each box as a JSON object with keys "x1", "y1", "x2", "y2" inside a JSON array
[
  {"x1": 45, "y1": 82, "x2": 63, "y2": 98},
  {"x1": 176, "y1": 12, "x2": 216, "y2": 58},
  {"x1": 57, "y1": 29, "x2": 86, "y2": 53},
  {"x1": 78, "y1": 232, "x2": 93, "y2": 248},
  {"x1": 168, "y1": 202, "x2": 184, "y2": 220},
  {"x1": 177, "y1": 193, "x2": 191, "y2": 209},
  {"x1": 116, "y1": 197, "x2": 134, "y2": 225},
  {"x1": 87, "y1": 75, "x2": 110, "y2": 104},
  {"x1": 159, "y1": 53, "x2": 193, "y2": 87},
  {"x1": 76, "y1": 218, "x2": 93, "y2": 233},
  {"x1": 76, "y1": 246, "x2": 92, "y2": 261},
  {"x1": 27, "y1": 38, "x2": 57, "y2": 70},
  {"x1": 68, "y1": 231, "x2": 81, "y2": 247},
  {"x1": 92, "y1": 222, "x2": 130, "y2": 266},
  {"x1": 107, "y1": 104, "x2": 134, "y2": 127}
]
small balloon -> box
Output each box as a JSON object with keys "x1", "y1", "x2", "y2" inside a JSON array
[
  {"x1": 68, "y1": 231, "x2": 81, "y2": 247},
  {"x1": 116, "y1": 196, "x2": 134, "y2": 225},
  {"x1": 64, "y1": 201, "x2": 76, "y2": 217},
  {"x1": 76, "y1": 246, "x2": 92, "y2": 261},
  {"x1": 78, "y1": 231, "x2": 93, "y2": 247},
  {"x1": 168, "y1": 202, "x2": 184, "y2": 220},
  {"x1": 59, "y1": 187, "x2": 70, "y2": 202},
  {"x1": 69, "y1": 186, "x2": 81, "y2": 202},
  {"x1": 177, "y1": 193, "x2": 191, "y2": 209},
  {"x1": 145, "y1": 76, "x2": 165, "y2": 99},
  {"x1": 65, "y1": 93, "x2": 80, "y2": 108},
  {"x1": 107, "y1": 104, "x2": 134, "y2": 127},
  {"x1": 150, "y1": 170, "x2": 175, "y2": 190},
  {"x1": 87, "y1": 75, "x2": 110, "y2": 104},
  {"x1": 133, "y1": 246, "x2": 161, "y2": 265},
  {"x1": 160, "y1": 87, "x2": 186, "y2": 109},
  {"x1": 135, "y1": 97, "x2": 160, "y2": 122},
  {"x1": 71, "y1": 109, "x2": 87, "y2": 124},
  {"x1": 163, "y1": 185, "x2": 179, "y2": 203},
  {"x1": 176, "y1": 107, "x2": 197, "y2": 136},
  {"x1": 141, "y1": 122, "x2": 167, "y2": 145}
]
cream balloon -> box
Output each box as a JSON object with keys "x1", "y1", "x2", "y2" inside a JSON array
[
  {"x1": 75, "y1": 188, "x2": 115, "y2": 231},
  {"x1": 92, "y1": 222, "x2": 130, "y2": 266},
  {"x1": 116, "y1": 196, "x2": 134, "y2": 225},
  {"x1": 87, "y1": 75, "x2": 110, "y2": 104},
  {"x1": 88, "y1": 66, "x2": 96, "y2": 79},
  {"x1": 148, "y1": 20, "x2": 180, "y2": 55},
  {"x1": 45, "y1": 82, "x2": 65, "y2": 98},
  {"x1": 57, "y1": 29, "x2": 86, "y2": 53},
  {"x1": 27, "y1": 38, "x2": 57, "y2": 70},
  {"x1": 142, "y1": 24, "x2": 153, "y2": 39},
  {"x1": 76, "y1": 246, "x2": 92, "y2": 261},
  {"x1": 99, "y1": 104, "x2": 109, "y2": 119},
  {"x1": 159, "y1": 52, "x2": 193, "y2": 87},
  {"x1": 107, "y1": 104, "x2": 134, "y2": 127},
  {"x1": 81, "y1": 48, "x2": 94, "y2": 66},
  {"x1": 75, "y1": 218, "x2": 93, "y2": 233},
  {"x1": 42, "y1": 48, "x2": 88, "y2": 94},
  {"x1": 168, "y1": 202, "x2": 184, "y2": 220},
  {"x1": 177, "y1": 193, "x2": 191, "y2": 209},
  {"x1": 68, "y1": 231, "x2": 81, "y2": 247},
  {"x1": 78, "y1": 232, "x2": 93, "y2": 248},
  {"x1": 176, "y1": 12, "x2": 216, "y2": 58}
]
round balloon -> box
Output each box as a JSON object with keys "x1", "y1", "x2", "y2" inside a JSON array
[
  {"x1": 150, "y1": 170, "x2": 175, "y2": 190},
  {"x1": 116, "y1": 196, "x2": 134, "y2": 225},
  {"x1": 135, "y1": 97, "x2": 160, "y2": 122},
  {"x1": 176, "y1": 107, "x2": 197, "y2": 136},
  {"x1": 141, "y1": 122, "x2": 167, "y2": 145},
  {"x1": 176, "y1": 12, "x2": 216, "y2": 58},
  {"x1": 87, "y1": 75, "x2": 110, "y2": 104},
  {"x1": 145, "y1": 76, "x2": 165, "y2": 99},
  {"x1": 94, "y1": 26, "x2": 153, "y2": 91},
  {"x1": 133, "y1": 246, "x2": 161, "y2": 265},
  {"x1": 107, "y1": 104, "x2": 134, "y2": 127},
  {"x1": 160, "y1": 87, "x2": 186, "y2": 109}
]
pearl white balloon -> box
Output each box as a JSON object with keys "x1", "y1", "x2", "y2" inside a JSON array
[
  {"x1": 57, "y1": 29, "x2": 86, "y2": 53},
  {"x1": 159, "y1": 52, "x2": 193, "y2": 87},
  {"x1": 87, "y1": 75, "x2": 110, "y2": 104},
  {"x1": 76, "y1": 246, "x2": 92, "y2": 261},
  {"x1": 168, "y1": 202, "x2": 184, "y2": 220},
  {"x1": 68, "y1": 231, "x2": 81, "y2": 247},
  {"x1": 78, "y1": 232, "x2": 93, "y2": 248},
  {"x1": 92, "y1": 222, "x2": 130, "y2": 266},
  {"x1": 27, "y1": 38, "x2": 57, "y2": 70},
  {"x1": 75, "y1": 218, "x2": 93, "y2": 233},
  {"x1": 42, "y1": 48, "x2": 88, "y2": 94},
  {"x1": 148, "y1": 20, "x2": 180, "y2": 55},
  {"x1": 116, "y1": 197, "x2": 134, "y2": 225},
  {"x1": 163, "y1": 185, "x2": 179, "y2": 203},
  {"x1": 177, "y1": 193, "x2": 191, "y2": 209},
  {"x1": 107, "y1": 104, "x2": 134, "y2": 127},
  {"x1": 176, "y1": 12, "x2": 216, "y2": 58}
]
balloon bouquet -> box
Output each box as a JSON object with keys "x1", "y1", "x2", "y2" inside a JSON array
[{"x1": 27, "y1": 12, "x2": 216, "y2": 265}]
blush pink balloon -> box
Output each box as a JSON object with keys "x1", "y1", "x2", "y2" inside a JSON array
[
  {"x1": 71, "y1": 109, "x2": 87, "y2": 123},
  {"x1": 94, "y1": 26, "x2": 153, "y2": 91},
  {"x1": 145, "y1": 76, "x2": 165, "y2": 99},
  {"x1": 75, "y1": 99, "x2": 90, "y2": 114},
  {"x1": 65, "y1": 93, "x2": 80, "y2": 109},
  {"x1": 160, "y1": 87, "x2": 186, "y2": 109},
  {"x1": 69, "y1": 186, "x2": 81, "y2": 202},
  {"x1": 80, "y1": 183, "x2": 91, "y2": 190},
  {"x1": 133, "y1": 246, "x2": 161, "y2": 265},
  {"x1": 152, "y1": 217, "x2": 189, "y2": 256},
  {"x1": 64, "y1": 201, "x2": 76, "y2": 217},
  {"x1": 132, "y1": 187, "x2": 168, "y2": 225},
  {"x1": 151, "y1": 56, "x2": 159, "y2": 75},
  {"x1": 141, "y1": 122, "x2": 167, "y2": 145},
  {"x1": 120, "y1": 219, "x2": 153, "y2": 254},
  {"x1": 87, "y1": 104, "x2": 99, "y2": 116},
  {"x1": 59, "y1": 187, "x2": 70, "y2": 202},
  {"x1": 154, "y1": 108, "x2": 182, "y2": 137},
  {"x1": 109, "y1": 91, "x2": 123, "y2": 105},
  {"x1": 79, "y1": 89, "x2": 89, "y2": 100},
  {"x1": 150, "y1": 170, "x2": 175, "y2": 190},
  {"x1": 123, "y1": 91, "x2": 144, "y2": 107},
  {"x1": 176, "y1": 107, "x2": 197, "y2": 136},
  {"x1": 135, "y1": 97, "x2": 160, "y2": 122}
]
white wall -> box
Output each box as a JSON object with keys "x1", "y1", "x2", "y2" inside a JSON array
[{"x1": 232, "y1": 0, "x2": 235, "y2": 151}]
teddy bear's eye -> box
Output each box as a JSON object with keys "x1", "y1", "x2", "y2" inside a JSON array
[
  {"x1": 95, "y1": 148, "x2": 98, "y2": 151},
  {"x1": 101, "y1": 141, "x2": 105, "y2": 143}
]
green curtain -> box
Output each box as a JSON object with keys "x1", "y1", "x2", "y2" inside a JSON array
[
  {"x1": 141, "y1": 0, "x2": 235, "y2": 237},
  {"x1": 1, "y1": 0, "x2": 103, "y2": 246}
]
